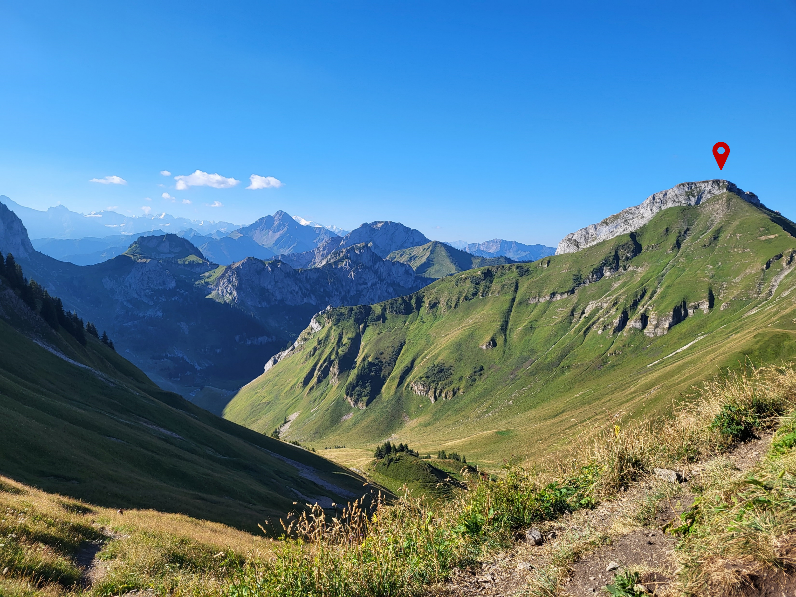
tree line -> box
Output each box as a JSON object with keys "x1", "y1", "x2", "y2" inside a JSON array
[{"x1": 0, "y1": 251, "x2": 114, "y2": 350}]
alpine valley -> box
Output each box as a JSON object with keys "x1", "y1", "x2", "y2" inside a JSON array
[
  {"x1": 224, "y1": 180, "x2": 796, "y2": 467},
  {"x1": 0, "y1": 199, "x2": 555, "y2": 415}
]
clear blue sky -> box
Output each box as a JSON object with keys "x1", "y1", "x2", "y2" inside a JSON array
[{"x1": 1, "y1": 1, "x2": 794, "y2": 246}]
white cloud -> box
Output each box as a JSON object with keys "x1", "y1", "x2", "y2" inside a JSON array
[
  {"x1": 90, "y1": 175, "x2": 127, "y2": 185},
  {"x1": 144, "y1": 197, "x2": 152, "y2": 201},
  {"x1": 247, "y1": 174, "x2": 283, "y2": 190},
  {"x1": 106, "y1": 206, "x2": 119, "y2": 211},
  {"x1": 182, "y1": 199, "x2": 191, "y2": 204},
  {"x1": 160, "y1": 170, "x2": 171, "y2": 176},
  {"x1": 141, "y1": 206, "x2": 152, "y2": 215},
  {"x1": 174, "y1": 170, "x2": 239, "y2": 190},
  {"x1": 209, "y1": 201, "x2": 223, "y2": 208},
  {"x1": 162, "y1": 192, "x2": 175, "y2": 201}
]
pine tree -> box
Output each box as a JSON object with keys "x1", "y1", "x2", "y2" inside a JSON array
[
  {"x1": 86, "y1": 322, "x2": 99, "y2": 338},
  {"x1": 39, "y1": 291, "x2": 59, "y2": 329},
  {"x1": 101, "y1": 331, "x2": 109, "y2": 346}
]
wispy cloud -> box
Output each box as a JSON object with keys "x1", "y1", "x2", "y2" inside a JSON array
[
  {"x1": 106, "y1": 206, "x2": 119, "y2": 211},
  {"x1": 182, "y1": 199, "x2": 191, "y2": 204},
  {"x1": 160, "y1": 170, "x2": 171, "y2": 176},
  {"x1": 144, "y1": 197, "x2": 152, "y2": 201},
  {"x1": 174, "y1": 170, "x2": 239, "y2": 190},
  {"x1": 90, "y1": 175, "x2": 127, "y2": 185},
  {"x1": 162, "y1": 192, "x2": 175, "y2": 201},
  {"x1": 247, "y1": 174, "x2": 283, "y2": 190},
  {"x1": 141, "y1": 206, "x2": 152, "y2": 215},
  {"x1": 208, "y1": 201, "x2": 223, "y2": 208}
]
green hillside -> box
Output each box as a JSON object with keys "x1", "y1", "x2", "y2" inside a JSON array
[
  {"x1": 0, "y1": 259, "x2": 369, "y2": 533},
  {"x1": 225, "y1": 192, "x2": 796, "y2": 467},
  {"x1": 387, "y1": 240, "x2": 513, "y2": 279}
]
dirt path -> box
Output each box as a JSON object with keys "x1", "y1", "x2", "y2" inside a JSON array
[
  {"x1": 75, "y1": 538, "x2": 106, "y2": 588},
  {"x1": 437, "y1": 434, "x2": 774, "y2": 597}
]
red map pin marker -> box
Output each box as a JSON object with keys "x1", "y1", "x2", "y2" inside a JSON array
[{"x1": 713, "y1": 142, "x2": 730, "y2": 170}]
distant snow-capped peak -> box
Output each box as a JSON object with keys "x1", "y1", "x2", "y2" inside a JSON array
[
  {"x1": 292, "y1": 215, "x2": 349, "y2": 236},
  {"x1": 293, "y1": 215, "x2": 322, "y2": 227}
]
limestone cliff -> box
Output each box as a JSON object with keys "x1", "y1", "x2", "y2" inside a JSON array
[{"x1": 556, "y1": 180, "x2": 760, "y2": 255}]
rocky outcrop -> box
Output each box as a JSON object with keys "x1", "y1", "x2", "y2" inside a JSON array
[
  {"x1": 556, "y1": 180, "x2": 760, "y2": 255},
  {"x1": 410, "y1": 381, "x2": 458, "y2": 403},
  {"x1": 211, "y1": 244, "x2": 426, "y2": 310},
  {"x1": 279, "y1": 221, "x2": 431, "y2": 267},
  {"x1": 0, "y1": 200, "x2": 35, "y2": 259}
]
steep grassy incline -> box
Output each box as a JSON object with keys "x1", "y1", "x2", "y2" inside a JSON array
[
  {"x1": 0, "y1": 275, "x2": 367, "y2": 533},
  {"x1": 226, "y1": 192, "x2": 796, "y2": 467},
  {"x1": 387, "y1": 241, "x2": 513, "y2": 279}
]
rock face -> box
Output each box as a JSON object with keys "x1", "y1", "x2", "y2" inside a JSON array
[
  {"x1": 279, "y1": 221, "x2": 431, "y2": 268},
  {"x1": 556, "y1": 180, "x2": 760, "y2": 255},
  {"x1": 0, "y1": 200, "x2": 35, "y2": 259},
  {"x1": 211, "y1": 244, "x2": 427, "y2": 312}
]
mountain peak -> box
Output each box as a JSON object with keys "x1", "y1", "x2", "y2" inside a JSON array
[
  {"x1": 556, "y1": 180, "x2": 759, "y2": 255},
  {"x1": 124, "y1": 233, "x2": 206, "y2": 261}
]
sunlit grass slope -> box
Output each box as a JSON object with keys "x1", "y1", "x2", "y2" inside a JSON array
[
  {"x1": 0, "y1": 283, "x2": 367, "y2": 533},
  {"x1": 226, "y1": 193, "x2": 796, "y2": 467},
  {"x1": 387, "y1": 240, "x2": 512, "y2": 279}
]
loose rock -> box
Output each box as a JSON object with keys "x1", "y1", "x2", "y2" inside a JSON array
[
  {"x1": 653, "y1": 468, "x2": 684, "y2": 483},
  {"x1": 526, "y1": 527, "x2": 544, "y2": 545}
]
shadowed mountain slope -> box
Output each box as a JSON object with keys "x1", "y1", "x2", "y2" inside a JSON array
[
  {"x1": 225, "y1": 186, "x2": 796, "y2": 467},
  {"x1": 0, "y1": 257, "x2": 367, "y2": 533}
]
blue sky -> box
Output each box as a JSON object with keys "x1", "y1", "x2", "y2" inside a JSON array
[{"x1": 0, "y1": 1, "x2": 794, "y2": 246}]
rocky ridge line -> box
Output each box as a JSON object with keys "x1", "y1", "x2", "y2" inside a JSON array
[{"x1": 556, "y1": 180, "x2": 760, "y2": 255}]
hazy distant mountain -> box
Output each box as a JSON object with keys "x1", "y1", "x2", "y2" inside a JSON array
[
  {"x1": 237, "y1": 210, "x2": 339, "y2": 254},
  {"x1": 460, "y1": 239, "x2": 555, "y2": 261},
  {"x1": 31, "y1": 233, "x2": 162, "y2": 266},
  {"x1": 1, "y1": 196, "x2": 238, "y2": 240}
]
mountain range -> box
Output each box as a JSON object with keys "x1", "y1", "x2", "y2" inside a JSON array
[
  {"x1": 224, "y1": 180, "x2": 796, "y2": 466},
  {"x1": 0, "y1": 201, "x2": 434, "y2": 413},
  {"x1": 448, "y1": 239, "x2": 556, "y2": 261}
]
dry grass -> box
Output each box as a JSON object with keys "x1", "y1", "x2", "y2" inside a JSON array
[
  {"x1": 3, "y1": 365, "x2": 796, "y2": 597},
  {"x1": 0, "y1": 475, "x2": 270, "y2": 597}
]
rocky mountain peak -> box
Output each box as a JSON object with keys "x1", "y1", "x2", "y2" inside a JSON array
[
  {"x1": 0, "y1": 198, "x2": 35, "y2": 259},
  {"x1": 124, "y1": 233, "x2": 206, "y2": 261},
  {"x1": 340, "y1": 221, "x2": 430, "y2": 258},
  {"x1": 556, "y1": 180, "x2": 760, "y2": 255}
]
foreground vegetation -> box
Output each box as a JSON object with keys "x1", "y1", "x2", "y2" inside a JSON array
[{"x1": 2, "y1": 364, "x2": 795, "y2": 596}]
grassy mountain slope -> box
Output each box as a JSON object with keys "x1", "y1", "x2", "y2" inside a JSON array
[
  {"x1": 387, "y1": 240, "x2": 513, "y2": 279},
  {"x1": 225, "y1": 192, "x2": 796, "y2": 467},
  {"x1": 0, "y1": 274, "x2": 368, "y2": 533}
]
